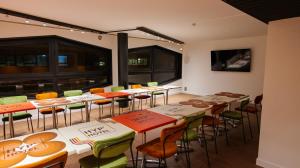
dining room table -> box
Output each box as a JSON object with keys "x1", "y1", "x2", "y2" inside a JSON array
[
  {"x1": 0, "y1": 102, "x2": 36, "y2": 138},
  {"x1": 0, "y1": 129, "x2": 75, "y2": 168},
  {"x1": 57, "y1": 119, "x2": 134, "y2": 154}
]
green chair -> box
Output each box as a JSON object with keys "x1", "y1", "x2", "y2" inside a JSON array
[
  {"x1": 0, "y1": 96, "x2": 34, "y2": 139},
  {"x1": 79, "y1": 131, "x2": 136, "y2": 168},
  {"x1": 147, "y1": 82, "x2": 165, "y2": 106},
  {"x1": 64, "y1": 90, "x2": 85, "y2": 125},
  {"x1": 111, "y1": 86, "x2": 132, "y2": 115},
  {"x1": 221, "y1": 99, "x2": 250, "y2": 144},
  {"x1": 181, "y1": 112, "x2": 210, "y2": 168}
]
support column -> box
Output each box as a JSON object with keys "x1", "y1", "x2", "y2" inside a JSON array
[{"x1": 117, "y1": 33, "x2": 128, "y2": 89}]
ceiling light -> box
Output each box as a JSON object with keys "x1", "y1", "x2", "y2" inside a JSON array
[
  {"x1": 25, "y1": 20, "x2": 30, "y2": 23},
  {"x1": 42, "y1": 23, "x2": 47, "y2": 26},
  {"x1": 70, "y1": 29, "x2": 74, "y2": 32},
  {"x1": 81, "y1": 31, "x2": 85, "y2": 34},
  {"x1": 179, "y1": 48, "x2": 183, "y2": 51},
  {"x1": 98, "y1": 35, "x2": 102, "y2": 40}
]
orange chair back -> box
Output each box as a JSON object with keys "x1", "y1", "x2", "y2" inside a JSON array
[
  {"x1": 160, "y1": 120, "x2": 187, "y2": 144},
  {"x1": 16, "y1": 151, "x2": 68, "y2": 168},
  {"x1": 36, "y1": 92, "x2": 58, "y2": 100},
  {"x1": 131, "y1": 84, "x2": 142, "y2": 89},
  {"x1": 90, "y1": 88, "x2": 105, "y2": 94}
]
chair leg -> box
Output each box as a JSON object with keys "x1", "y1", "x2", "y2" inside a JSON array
[
  {"x1": 37, "y1": 109, "x2": 40, "y2": 128},
  {"x1": 101, "y1": 105, "x2": 104, "y2": 119},
  {"x1": 213, "y1": 125, "x2": 218, "y2": 154},
  {"x1": 98, "y1": 105, "x2": 101, "y2": 120},
  {"x1": 241, "y1": 118, "x2": 247, "y2": 144},
  {"x1": 56, "y1": 113, "x2": 59, "y2": 127},
  {"x1": 202, "y1": 125, "x2": 211, "y2": 168},
  {"x1": 130, "y1": 148, "x2": 135, "y2": 168},
  {"x1": 43, "y1": 114, "x2": 46, "y2": 131},
  {"x1": 135, "y1": 150, "x2": 139, "y2": 168},
  {"x1": 30, "y1": 117, "x2": 34, "y2": 133},
  {"x1": 163, "y1": 158, "x2": 168, "y2": 168},
  {"x1": 224, "y1": 118, "x2": 229, "y2": 145},
  {"x1": 246, "y1": 112, "x2": 253, "y2": 138},
  {"x1": 256, "y1": 112, "x2": 260, "y2": 132},
  {"x1": 163, "y1": 94, "x2": 166, "y2": 105},
  {"x1": 158, "y1": 158, "x2": 161, "y2": 168},
  {"x1": 3, "y1": 121, "x2": 6, "y2": 139},
  {"x1": 26, "y1": 118, "x2": 30, "y2": 131},
  {"x1": 63, "y1": 110, "x2": 67, "y2": 126},
  {"x1": 140, "y1": 99, "x2": 143, "y2": 110},
  {"x1": 80, "y1": 108, "x2": 83, "y2": 122},
  {"x1": 69, "y1": 109, "x2": 72, "y2": 126}
]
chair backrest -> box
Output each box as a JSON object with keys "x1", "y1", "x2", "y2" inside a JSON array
[
  {"x1": 211, "y1": 103, "x2": 227, "y2": 115},
  {"x1": 131, "y1": 84, "x2": 142, "y2": 89},
  {"x1": 160, "y1": 121, "x2": 187, "y2": 144},
  {"x1": 254, "y1": 94, "x2": 263, "y2": 104},
  {"x1": 184, "y1": 112, "x2": 205, "y2": 129},
  {"x1": 93, "y1": 131, "x2": 135, "y2": 159},
  {"x1": 63, "y1": 90, "x2": 82, "y2": 97},
  {"x1": 90, "y1": 88, "x2": 105, "y2": 94},
  {"x1": 240, "y1": 99, "x2": 250, "y2": 111},
  {"x1": 36, "y1": 92, "x2": 58, "y2": 100},
  {"x1": 17, "y1": 151, "x2": 68, "y2": 168},
  {"x1": 111, "y1": 86, "x2": 125, "y2": 92},
  {"x1": 0, "y1": 96, "x2": 27, "y2": 105},
  {"x1": 147, "y1": 82, "x2": 158, "y2": 87}
]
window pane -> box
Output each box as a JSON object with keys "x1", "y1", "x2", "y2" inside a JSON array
[
  {"x1": 128, "y1": 73, "x2": 151, "y2": 85},
  {"x1": 153, "y1": 72, "x2": 176, "y2": 83},
  {"x1": 128, "y1": 48, "x2": 152, "y2": 71},
  {"x1": 153, "y1": 48, "x2": 176, "y2": 71},
  {"x1": 0, "y1": 42, "x2": 49, "y2": 74}
]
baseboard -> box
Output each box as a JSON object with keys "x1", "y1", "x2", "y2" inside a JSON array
[{"x1": 256, "y1": 158, "x2": 283, "y2": 168}]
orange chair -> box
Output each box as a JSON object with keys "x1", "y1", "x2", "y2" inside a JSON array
[
  {"x1": 131, "y1": 84, "x2": 150, "y2": 110},
  {"x1": 36, "y1": 92, "x2": 66, "y2": 131},
  {"x1": 202, "y1": 103, "x2": 227, "y2": 154},
  {"x1": 136, "y1": 121, "x2": 188, "y2": 167},
  {"x1": 89, "y1": 88, "x2": 112, "y2": 119},
  {"x1": 16, "y1": 151, "x2": 68, "y2": 168}
]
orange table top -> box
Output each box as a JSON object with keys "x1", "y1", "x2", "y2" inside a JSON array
[
  {"x1": 0, "y1": 102, "x2": 36, "y2": 114},
  {"x1": 95, "y1": 92, "x2": 130, "y2": 99},
  {"x1": 112, "y1": 110, "x2": 177, "y2": 133}
]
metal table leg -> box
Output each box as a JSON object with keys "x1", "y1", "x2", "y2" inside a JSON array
[
  {"x1": 52, "y1": 107, "x2": 57, "y2": 129},
  {"x1": 111, "y1": 97, "x2": 115, "y2": 116},
  {"x1": 8, "y1": 113, "x2": 15, "y2": 138},
  {"x1": 166, "y1": 89, "x2": 169, "y2": 104},
  {"x1": 85, "y1": 101, "x2": 90, "y2": 122},
  {"x1": 132, "y1": 94, "x2": 136, "y2": 111}
]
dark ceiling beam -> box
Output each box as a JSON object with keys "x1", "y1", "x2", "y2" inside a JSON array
[
  {"x1": 0, "y1": 7, "x2": 106, "y2": 34},
  {"x1": 136, "y1": 27, "x2": 184, "y2": 44}
]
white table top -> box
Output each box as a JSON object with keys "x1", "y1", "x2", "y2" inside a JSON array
[
  {"x1": 0, "y1": 129, "x2": 75, "y2": 168},
  {"x1": 120, "y1": 88, "x2": 149, "y2": 94},
  {"x1": 31, "y1": 94, "x2": 105, "y2": 108},
  {"x1": 149, "y1": 104, "x2": 208, "y2": 120},
  {"x1": 158, "y1": 85, "x2": 182, "y2": 90},
  {"x1": 57, "y1": 119, "x2": 134, "y2": 154},
  {"x1": 196, "y1": 95, "x2": 244, "y2": 104}
]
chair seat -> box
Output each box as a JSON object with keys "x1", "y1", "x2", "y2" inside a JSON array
[
  {"x1": 221, "y1": 111, "x2": 242, "y2": 120},
  {"x1": 94, "y1": 99, "x2": 112, "y2": 105},
  {"x1": 235, "y1": 105, "x2": 258, "y2": 113},
  {"x1": 79, "y1": 153, "x2": 128, "y2": 168},
  {"x1": 40, "y1": 107, "x2": 65, "y2": 114},
  {"x1": 67, "y1": 103, "x2": 86, "y2": 109},
  {"x1": 153, "y1": 92, "x2": 164, "y2": 95},
  {"x1": 202, "y1": 116, "x2": 222, "y2": 126},
  {"x1": 2, "y1": 112, "x2": 32, "y2": 122},
  {"x1": 135, "y1": 95, "x2": 151, "y2": 99},
  {"x1": 116, "y1": 98, "x2": 132, "y2": 103},
  {"x1": 136, "y1": 138, "x2": 177, "y2": 158}
]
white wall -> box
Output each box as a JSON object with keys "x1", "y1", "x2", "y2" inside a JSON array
[
  {"x1": 183, "y1": 36, "x2": 266, "y2": 99},
  {"x1": 257, "y1": 17, "x2": 300, "y2": 168}
]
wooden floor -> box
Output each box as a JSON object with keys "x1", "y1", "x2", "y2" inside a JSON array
[{"x1": 0, "y1": 93, "x2": 261, "y2": 168}]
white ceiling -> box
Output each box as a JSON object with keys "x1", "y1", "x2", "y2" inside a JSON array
[{"x1": 0, "y1": 0, "x2": 267, "y2": 43}]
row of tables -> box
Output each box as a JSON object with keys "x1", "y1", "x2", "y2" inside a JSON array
[
  {"x1": 0, "y1": 85, "x2": 181, "y2": 138},
  {"x1": 0, "y1": 90, "x2": 248, "y2": 167}
]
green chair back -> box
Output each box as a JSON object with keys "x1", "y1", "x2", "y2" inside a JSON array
[
  {"x1": 93, "y1": 131, "x2": 135, "y2": 159},
  {"x1": 147, "y1": 82, "x2": 158, "y2": 87},
  {"x1": 240, "y1": 99, "x2": 250, "y2": 111},
  {"x1": 0, "y1": 96, "x2": 27, "y2": 105},
  {"x1": 64, "y1": 90, "x2": 83, "y2": 97},
  {"x1": 184, "y1": 112, "x2": 206, "y2": 129},
  {"x1": 111, "y1": 86, "x2": 125, "y2": 92}
]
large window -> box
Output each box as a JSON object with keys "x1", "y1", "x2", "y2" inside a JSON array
[
  {"x1": 0, "y1": 36, "x2": 112, "y2": 97},
  {"x1": 128, "y1": 46, "x2": 182, "y2": 85}
]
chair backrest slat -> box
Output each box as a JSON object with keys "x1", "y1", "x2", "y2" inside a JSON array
[
  {"x1": 111, "y1": 86, "x2": 125, "y2": 92},
  {"x1": 0, "y1": 96, "x2": 27, "y2": 105},
  {"x1": 63, "y1": 90, "x2": 83, "y2": 97},
  {"x1": 160, "y1": 121, "x2": 187, "y2": 144},
  {"x1": 147, "y1": 82, "x2": 158, "y2": 87},
  {"x1": 90, "y1": 88, "x2": 105, "y2": 94}
]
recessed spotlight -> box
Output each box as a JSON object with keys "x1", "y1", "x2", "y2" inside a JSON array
[
  {"x1": 98, "y1": 35, "x2": 102, "y2": 40},
  {"x1": 81, "y1": 31, "x2": 85, "y2": 34},
  {"x1": 70, "y1": 29, "x2": 74, "y2": 32},
  {"x1": 25, "y1": 20, "x2": 30, "y2": 23},
  {"x1": 42, "y1": 23, "x2": 47, "y2": 27},
  {"x1": 179, "y1": 48, "x2": 183, "y2": 51}
]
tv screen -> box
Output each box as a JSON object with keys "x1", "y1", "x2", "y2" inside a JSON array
[
  {"x1": 211, "y1": 49, "x2": 251, "y2": 72},
  {"x1": 58, "y1": 55, "x2": 68, "y2": 66}
]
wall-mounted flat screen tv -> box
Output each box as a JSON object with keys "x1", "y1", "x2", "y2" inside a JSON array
[
  {"x1": 58, "y1": 55, "x2": 68, "y2": 66},
  {"x1": 211, "y1": 49, "x2": 251, "y2": 72}
]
